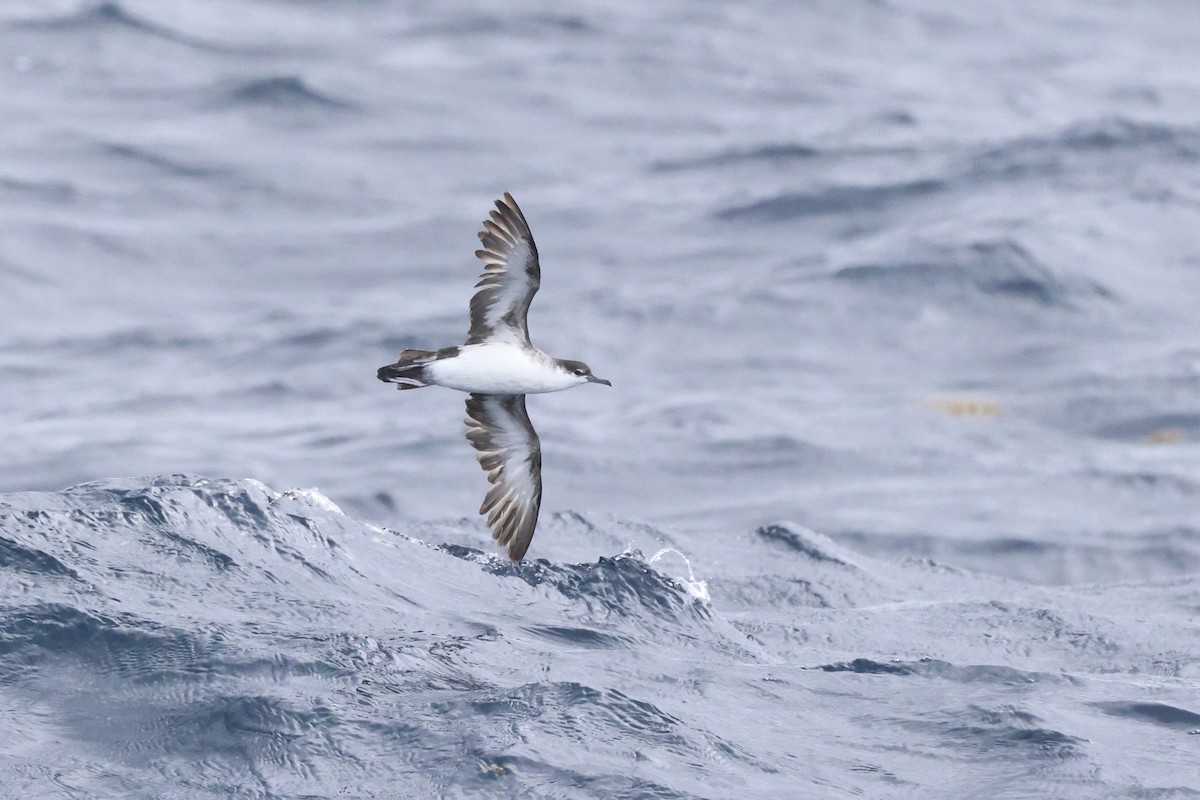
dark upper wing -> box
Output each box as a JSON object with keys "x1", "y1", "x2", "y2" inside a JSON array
[
  {"x1": 467, "y1": 193, "x2": 541, "y2": 345},
  {"x1": 464, "y1": 393, "x2": 543, "y2": 561}
]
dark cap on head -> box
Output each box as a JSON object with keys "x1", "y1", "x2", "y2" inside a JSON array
[{"x1": 557, "y1": 359, "x2": 611, "y2": 386}]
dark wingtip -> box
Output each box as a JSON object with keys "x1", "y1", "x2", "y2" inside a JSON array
[
  {"x1": 498, "y1": 191, "x2": 526, "y2": 223},
  {"x1": 507, "y1": 538, "x2": 531, "y2": 561},
  {"x1": 377, "y1": 364, "x2": 400, "y2": 382}
]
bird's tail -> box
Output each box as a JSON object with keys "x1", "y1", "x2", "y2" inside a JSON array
[{"x1": 377, "y1": 348, "x2": 437, "y2": 390}]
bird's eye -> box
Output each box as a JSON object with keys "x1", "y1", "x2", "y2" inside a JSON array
[{"x1": 573, "y1": 368, "x2": 585, "y2": 375}]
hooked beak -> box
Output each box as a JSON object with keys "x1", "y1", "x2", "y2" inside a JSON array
[{"x1": 587, "y1": 375, "x2": 612, "y2": 387}]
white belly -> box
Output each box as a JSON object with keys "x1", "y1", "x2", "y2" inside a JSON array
[{"x1": 427, "y1": 343, "x2": 575, "y2": 394}]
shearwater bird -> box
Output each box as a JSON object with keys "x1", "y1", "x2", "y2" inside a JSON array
[{"x1": 377, "y1": 193, "x2": 610, "y2": 561}]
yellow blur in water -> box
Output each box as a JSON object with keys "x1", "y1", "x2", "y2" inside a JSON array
[
  {"x1": 1144, "y1": 427, "x2": 1186, "y2": 445},
  {"x1": 924, "y1": 395, "x2": 1004, "y2": 419}
]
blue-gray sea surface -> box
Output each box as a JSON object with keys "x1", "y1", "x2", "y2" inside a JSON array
[{"x1": 3, "y1": 1, "x2": 1200, "y2": 797}]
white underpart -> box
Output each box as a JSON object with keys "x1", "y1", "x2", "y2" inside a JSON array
[{"x1": 427, "y1": 342, "x2": 583, "y2": 394}]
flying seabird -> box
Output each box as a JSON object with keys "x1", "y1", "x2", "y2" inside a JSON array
[{"x1": 377, "y1": 193, "x2": 610, "y2": 561}]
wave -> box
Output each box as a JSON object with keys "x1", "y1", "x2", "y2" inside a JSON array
[
  {"x1": 2, "y1": 475, "x2": 1197, "y2": 796},
  {"x1": 717, "y1": 178, "x2": 944, "y2": 222},
  {"x1": 12, "y1": 1, "x2": 258, "y2": 54},
  {"x1": 0, "y1": 176, "x2": 76, "y2": 203},
  {"x1": 5, "y1": 326, "x2": 214, "y2": 357},
  {"x1": 15, "y1": 1, "x2": 172, "y2": 34},
  {"x1": 967, "y1": 117, "x2": 1200, "y2": 181},
  {"x1": 915, "y1": 704, "x2": 1085, "y2": 760},
  {"x1": 837, "y1": 526, "x2": 1200, "y2": 586},
  {"x1": 652, "y1": 143, "x2": 821, "y2": 172},
  {"x1": 1093, "y1": 701, "x2": 1200, "y2": 729},
  {"x1": 0, "y1": 603, "x2": 207, "y2": 687},
  {"x1": 408, "y1": 12, "x2": 597, "y2": 38},
  {"x1": 756, "y1": 523, "x2": 852, "y2": 566},
  {"x1": 1091, "y1": 412, "x2": 1200, "y2": 442},
  {"x1": 99, "y1": 143, "x2": 239, "y2": 181},
  {"x1": 0, "y1": 535, "x2": 78, "y2": 578},
  {"x1": 816, "y1": 657, "x2": 1066, "y2": 685},
  {"x1": 214, "y1": 76, "x2": 361, "y2": 113},
  {"x1": 830, "y1": 238, "x2": 1113, "y2": 311},
  {"x1": 711, "y1": 117, "x2": 1199, "y2": 227}
]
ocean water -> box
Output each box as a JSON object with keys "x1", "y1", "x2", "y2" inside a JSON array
[{"x1": 2, "y1": 1, "x2": 1200, "y2": 797}]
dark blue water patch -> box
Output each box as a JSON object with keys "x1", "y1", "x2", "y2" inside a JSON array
[
  {"x1": 920, "y1": 660, "x2": 1066, "y2": 686},
  {"x1": 433, "y1": 681, "x2": 681, "y2": 733},
  {"x1": 940, "y1": 719, "x2": 1084, "y2": 758},
  {"x1": 0, "y1": 257, "x2": 56, "y2": 288},
  {"x1": 1093, "y1": 701, "x2": 1200, "y2": 729},
  {"x1": 98, "y1": 142, "x2": 239, "y2": 181},
  {"x1": 407, "y1": 11, "x2": 597, "y2": 38},
  {"x1": 895, "y1": 705, "x2": 1084, "y2": 763},
  {"x1": 124, "y1": 693, "x2": 353, "y2": 780},
  {"x1": 88, "y1": 480, "x2": 274, "y2": 537},
  {"x1": 1058, "y1": 118, "x2": 1199, "y2": 156},
  {"x1": 187, "y1": 484, "x2": 274, "y2": 531},
  {"x1": 14, "y1": 1, "x2": 167, "y2": 34},
  {"x1": 819, "y1": 657, "x2": 916, "y2": 675},
  {"x1": 651, "y1": 142, "x2": 920, "y2": 172},
  {"x1": 651, "y1": 143, "x2": 820, "y2": 172},
  {"x1": 341, "y1": 632, "x2": 495, "y2": 696},
  {"x1": 214, "y1": 76, "x2": 361, "y2": 113},
  {"x1": 39, "y1": 479, "x2": 318, "y2": 581},
  {"x1": 756, "y1": 524, "x2": 848, "y2": 566},
  {"x1": 0, "y1": 176, "x2": 76, "y2": 204},
  {"x1": 1090, "y1": 413, "x2": 1200, "y2": 442},
  {"x1": 11, "y1": 1, "x2": 259, "y2": 54},
  {"x1": 716, "y1": 178, "x2": 944, "y2": 222},
  {"x1": 878, "y1": 109, "x2": 918, "y2": 126},
  {"x1": 437, "y1": 542, "x2": 490, "y2": 561},
  {"x1": 817, "y1": 657, "x2": 1065, "y2": 685},
  {"x1": 443, "y1": 548, "x2": 712, "y2": 625},
  {"x1": 1091, "y1": 469, "x2": 1200, "y2": 495},
  {"x1": 830, "y1": 238, "x2": 1113, "y2": 310},
  {"x1": 208, "y1": 694, "x2": 329, "y2": 739},
  {"x1": 4, "y1": 327, "x2": 214, "y2": 357},
  {"x1": 158, "y1": 527, "x2": 239, "y2": 572},
  {"x1": 964, "y1": 117, "x2": 1200, "y2": 182},
  {"x1": 429, "y1": 682, "x2": 702, "y2": 768},
  {"x1": 0, "y1": 532, "x2": 80, "y2": 579},
  {"x1": 529, "y1": 12, "x2": 593, "y2": 32},
  {"x1": 431, "y1": 680, "x2": 756, "y2": 779},
  {"x1": 972, "y1": 537, "x2": 1052, "y2": 556},
  {"x1": 0, "y1": 603, "x2": 206, "y2": 678},
  {"x1": 471, "y1": 754, "x2": 716, "y2": 800},
  {"x1": 522, "y1": 624, "x2": 633, "y2": 648}
]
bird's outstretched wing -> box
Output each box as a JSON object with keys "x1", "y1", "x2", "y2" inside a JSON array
[
  {"x1": 467, "y1": 193, "x2": 540, "y2": 345},
  {"x1": 464, "y1": 393, "x2": 543, "y2": 560}
]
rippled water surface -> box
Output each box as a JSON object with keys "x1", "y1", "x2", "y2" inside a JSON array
[{"x1": 3, "y1": 1, "x2": 1200, "y2": 797}]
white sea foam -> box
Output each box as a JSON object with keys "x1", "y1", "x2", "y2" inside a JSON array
[{"x1": 649, "y1": 547, "x2": 710, "y2": 603}]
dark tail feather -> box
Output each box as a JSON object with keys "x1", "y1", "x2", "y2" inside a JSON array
[{"x1": 377, "y1": 348, "x2": 436, "y2": 390}]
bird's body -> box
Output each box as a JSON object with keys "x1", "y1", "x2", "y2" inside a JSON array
[
  {"x1": 424, "y1": 342, "x2": 580, "y2": 395},
  {"x1": 377, "y1": 193, "x2": 609, "y2": 561}
]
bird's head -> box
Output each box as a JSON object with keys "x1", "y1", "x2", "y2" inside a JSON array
[{"x1": 557, "y1": 359, "x2": 611, "y2": 387}]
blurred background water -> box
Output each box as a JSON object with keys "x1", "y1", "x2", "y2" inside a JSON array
[{"x1": 2, "y1": 1, "x2": 1200, "y2": 797}]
